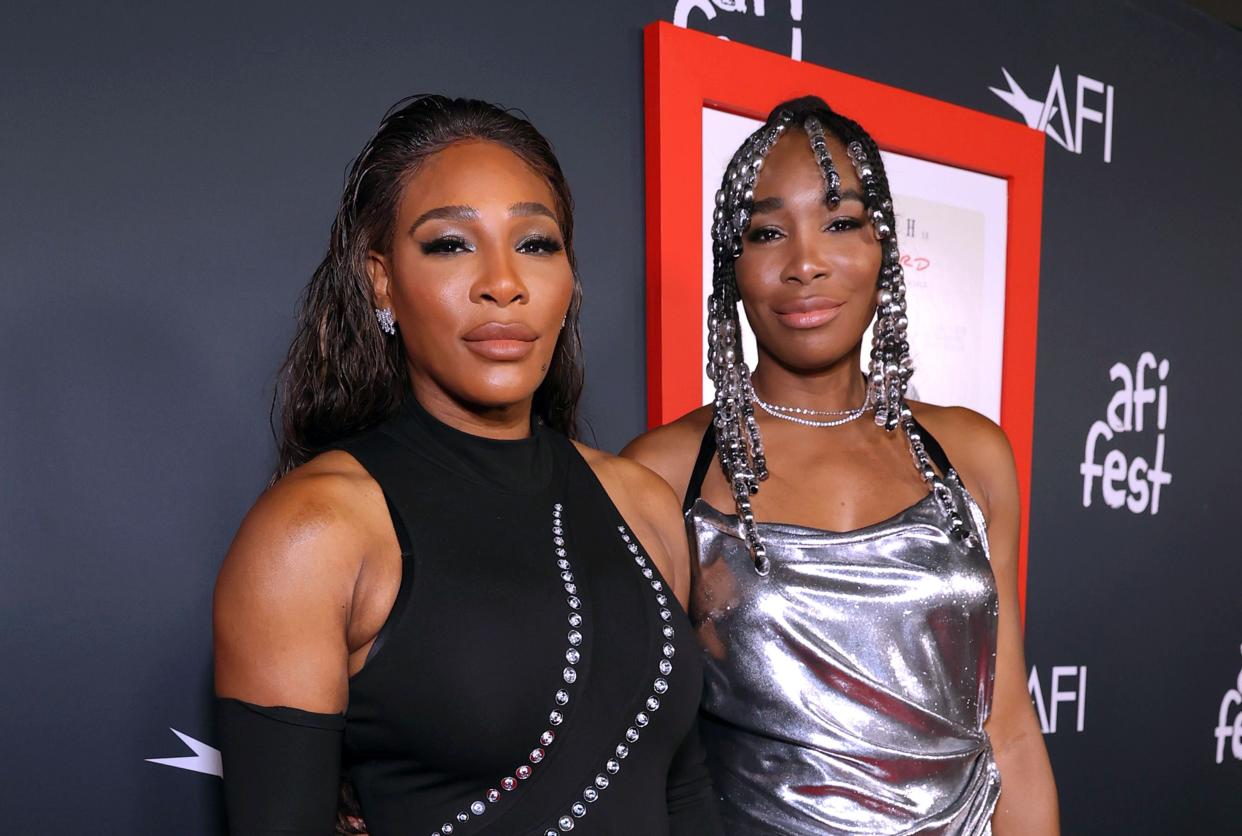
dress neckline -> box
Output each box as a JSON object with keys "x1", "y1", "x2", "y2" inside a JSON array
[
  {"x1": 687, "y1": 491, "x2": 942, "y2": 540},
  {"x1": 384, "y1": 392, "x2": 556, "y2": 495}
]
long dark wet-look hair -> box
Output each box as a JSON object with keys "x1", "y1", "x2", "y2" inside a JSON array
[
  {"x1": 273, "y1": 94, "x2": 584, "y2": 480},
  {"x1": 707, "y1": 95, "x2": 971, "y2": 575}
]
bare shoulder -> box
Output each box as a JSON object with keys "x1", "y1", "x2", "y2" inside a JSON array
[
  {"x1": 221, "y1": 450, "x2": 381, "y2": 582},
  {"x1": 573, "y1": 441, "x2": 692, "y2": 604},
  {"x1": 909, "y1": 401, "x2": 1013, "y2": 459},
  {"x1": 213, "y1": 450, "x2": 387, "y2": 709},
  {"x1": 619, "y1": 404, "x2": 714, "y2": 503},
  {"x1": 908, "y1": 402, "x2": 1017, "y2": 519}
]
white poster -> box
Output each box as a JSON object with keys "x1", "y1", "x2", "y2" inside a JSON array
[{"x1": 700, "y1": 107, "x2": 1008, "y2": 421}]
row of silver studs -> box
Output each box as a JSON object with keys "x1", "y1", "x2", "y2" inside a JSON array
[
  {"x1": 540, "y1": 525, "x2": 675, "y2": 834},
  {"x1": 431, "y1": 502, "x2": 581, "y2": 836}
]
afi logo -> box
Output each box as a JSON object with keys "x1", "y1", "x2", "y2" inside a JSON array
[
  {"x1": 1216, "y1": 644, "x2": 1242, "y2": 764},
  {"x1": 989, "y1": 66, "x2": 1115, "y2": 163},
  {"x1": 1080, "y1": 352, "x2": 1172, "y2": 514},
  {"x1": 1028, "y1": 665, "x2": 1086, "y2": 734},
  {"x1": 147, "y1": 728, "x2": 222, "y2": 777},
  {"x1": 673, "y1": 0, "x2": 805, "y2": 60}
]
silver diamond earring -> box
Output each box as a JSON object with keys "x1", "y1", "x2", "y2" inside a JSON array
[{"x1": 375, "y1": 307, "x2": 396, "y2": 335}]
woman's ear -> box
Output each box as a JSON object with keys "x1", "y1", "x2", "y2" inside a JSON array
[{"x1": 366, "y1": 251, "x2": 393, "y2": 311}]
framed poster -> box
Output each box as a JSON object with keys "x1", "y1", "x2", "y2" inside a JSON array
[{"x1": 644, "y1": 21, "x2": 1044, "y2": 614}]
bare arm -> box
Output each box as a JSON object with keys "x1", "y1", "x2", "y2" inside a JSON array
[
  {"x1": 214, "y1": 470, "x2": 369, "y2": 712},
  {"x1": 925, "y1": 407, "x2": 1059, "y2": 835},
  {"x1": 213, "y1": 457, "x2": 390, "y2": 835}
]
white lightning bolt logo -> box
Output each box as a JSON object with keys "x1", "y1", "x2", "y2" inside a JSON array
[
  {"x1": 146, "y1": 728, "x2": 222, "y2": 778},
  {"x1": 988, "y1": 67, "x2": 1048, "y2": 129}
]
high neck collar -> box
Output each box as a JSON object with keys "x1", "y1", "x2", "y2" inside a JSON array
[{"x1": 390, "y1": 392, "x2": 555, "y2": 494}]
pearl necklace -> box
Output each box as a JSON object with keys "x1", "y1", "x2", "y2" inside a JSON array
[{"x1": 752, "y1": 388, "x2": 873, "y2": 428}]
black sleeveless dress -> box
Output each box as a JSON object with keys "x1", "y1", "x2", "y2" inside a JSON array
[{"x1": 217, "y1": 396, "x2": 722, "y2": 836}]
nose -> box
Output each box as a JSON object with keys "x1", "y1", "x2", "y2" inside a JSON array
[
  {"x1": 473, "y1": 244, "x2": 528, "y2": 307},
  {"x1": 783, "y1": 232, "x2": 829, "y2": 285}
]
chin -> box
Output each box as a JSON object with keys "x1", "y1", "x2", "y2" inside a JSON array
[
  {"x1": 782, "y1": 353, "x2": 854, "y2": 374},
  {"x1": 459, "y1": 368, "x2": 545, "y2": 409},
  {"x1": 762, "y1": 333, "x2": 859, "y2": 372}
]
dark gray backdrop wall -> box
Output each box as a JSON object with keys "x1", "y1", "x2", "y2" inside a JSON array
[{"x1": 2, "y1": 1, "x2": 1239, "y2": 832}]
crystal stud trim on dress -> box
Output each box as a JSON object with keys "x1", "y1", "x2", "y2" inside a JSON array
[
  {"x1": 540, "y1": 524, "x2": 674, "y2": 834},
  {"x1": 431, "y1": 503, "x2": 579, "y2": 836}
]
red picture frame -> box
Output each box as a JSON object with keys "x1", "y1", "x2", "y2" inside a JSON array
[{"x1": 643, "y1": 21, "x2": 1044, "y2": 618}]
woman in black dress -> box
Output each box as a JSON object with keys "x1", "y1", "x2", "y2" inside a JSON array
[{"x1": 213, "y1": 95, "x2": 722, "y2": 836}]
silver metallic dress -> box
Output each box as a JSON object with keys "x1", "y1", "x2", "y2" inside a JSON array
[{"x1": 688, "y1": 465, "x2": 1001, "y2": 835}]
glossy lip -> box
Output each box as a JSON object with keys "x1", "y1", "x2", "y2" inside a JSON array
[
  {"x1": 771, "y1": 296, "x2": 845, "y2": 330},
  {"x1": 462, "y1": 321, "x2": 539, "y2": 361}
]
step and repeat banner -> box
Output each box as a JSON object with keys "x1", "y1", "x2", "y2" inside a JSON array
[{"x1": 2, "y1": 1, "x2": 1238, "y2": 833}]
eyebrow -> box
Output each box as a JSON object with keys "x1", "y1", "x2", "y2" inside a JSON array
[
  {"x1": 508, "y1": 201, "x2": 557, "y2": 221},
  {"x1": 409, "y1": 205, "x2": 478, "y2": 235},
  {"x1": 408, "y1": 202, "x2": 557, "y2": 236},
  {"x1": 750, "y1": 189, "x2": 867, "y2": 216}
]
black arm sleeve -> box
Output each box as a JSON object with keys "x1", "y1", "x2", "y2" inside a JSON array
[
  {"x1": 666, "y1": 718, "x2": 725, "y2": 835},
  {"x1": 216, "y1": 698, "x2": 346, "y2": 836}
]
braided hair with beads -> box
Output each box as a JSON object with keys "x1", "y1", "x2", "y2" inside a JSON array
[{"x1": 706, "y1": 95, "x2": 976, "y2": 575}]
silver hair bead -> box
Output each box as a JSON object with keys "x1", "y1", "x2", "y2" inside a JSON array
[
  {"x1": 803, "y1": 115, "x2": 842, "y2": 207},
  {"x1": 753, "y1": 549, "x2": 771, "y2": 576}
]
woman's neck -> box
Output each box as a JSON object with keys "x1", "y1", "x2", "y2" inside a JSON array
[
  {"x1": 750, "y1": 347, "x2": 868, "y2": 413},
  {"x1": 408, "y1": 375, "x2": 535, "y2": 441}
]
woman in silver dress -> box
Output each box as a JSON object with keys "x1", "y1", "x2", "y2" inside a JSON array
[{"x1": 624, "y1": 96, "x2": 1058, "y2": 834}]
